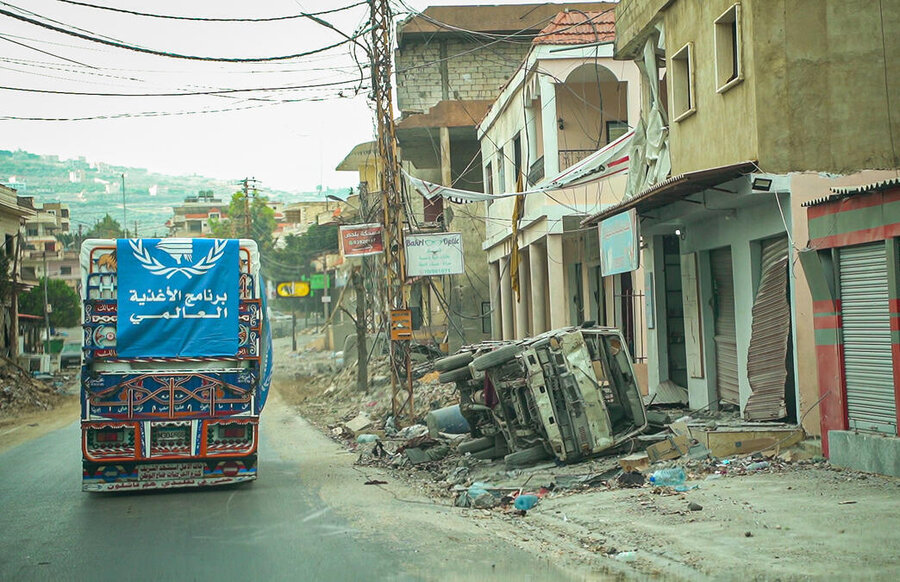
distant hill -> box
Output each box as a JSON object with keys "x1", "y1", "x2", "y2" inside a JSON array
[{"x1": 0, "y1": 149, "x2": 350, "y2": 236}]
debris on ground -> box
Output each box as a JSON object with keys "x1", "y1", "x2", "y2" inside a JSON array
[{"x1": 0, "y1": 357, "x2": 73, "y2": 417}]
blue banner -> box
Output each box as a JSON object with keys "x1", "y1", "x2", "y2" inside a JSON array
[{"x1": 116, "y1": 238, "x2": 239, "y2": 358}]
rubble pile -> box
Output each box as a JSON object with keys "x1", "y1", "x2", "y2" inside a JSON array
[
  {"x1": 276, "y1": 344, "x2": 458, "y2": 432},
  {"x1": 0, "y1": 357, "x2": 69, "y2": 417}
]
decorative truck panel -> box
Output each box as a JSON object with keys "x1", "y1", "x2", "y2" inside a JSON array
[{"x1": 79, "y1": 238, "x2": 271, "y2": 492}]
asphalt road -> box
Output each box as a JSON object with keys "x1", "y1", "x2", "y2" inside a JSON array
[{"x1": 0, "y1": 397, "x2": 584, "y2": 582}]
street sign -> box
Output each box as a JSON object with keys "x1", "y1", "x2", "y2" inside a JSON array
[
  {"x1": 390, "y1": 309, "x2": 413, "y2": 340},
  {"x1": 339, "y1": 223, "x2": 384, "y2": 257},
  {"x1": 321, "y1": 295, "x2": 332, "y2": 303},
  {"x1": 310, "y1": 273, "x2": 330, "y2": 290},
  {"x1": 404, "y1": 232, "x2": 464, "y2": 276},
  {"x1": 276, "y1": 281, "x2": 310, "y2": 298}
]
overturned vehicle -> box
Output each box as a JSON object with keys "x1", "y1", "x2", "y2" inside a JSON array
[{"x1": 436, "y1": 325, "x2": 648, "y2": 467}]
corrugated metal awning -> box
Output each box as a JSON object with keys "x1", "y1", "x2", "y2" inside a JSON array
[
  {"x1": 580, "y1": 161, "x2": 758, "y2": 226},
  {"x1": 801, "y1": 177, "x2": 900, "y2": 208}
]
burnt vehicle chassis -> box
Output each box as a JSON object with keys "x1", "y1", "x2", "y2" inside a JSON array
[{"x1": 436, "y1": 325, "x2": 648, "y2": 467}]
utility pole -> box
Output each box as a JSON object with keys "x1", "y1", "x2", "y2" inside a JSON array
[
  {"x1": 121, "y1": 173, "x2": 128, "y2": 237},
  {"x1": 370, "y1": 0, "x2": 414, "y2": 420},
  {"x1": 240, "y1": 177, "x2": 259, "y2": 240},
  {"x1": 42, "y1": 251, "x2": 50, "y2": 349}
]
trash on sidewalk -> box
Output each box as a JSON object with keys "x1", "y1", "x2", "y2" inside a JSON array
[
  {"x1": 344, "y1": 413, "x2": 374, "y2": 434},
  {"x1": 617, "y1": 471, "x2": 646, "y2": 488},
  {"x1": 648, "y1": 467, "x2": 686, "y2": 486},
  {"x1": 646, "y1": 434, "x2": 690, "y2": 462},
  {"x1": 513, "y1": 494, "x2": 539, "y2": 510},
  {"x1": 619, "y1": 452, "x2": 650, "y2": 473}
]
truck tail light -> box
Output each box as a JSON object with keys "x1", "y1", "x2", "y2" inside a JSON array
[
  {"x1": 96, "y1": 429, "x2": 123, "y2": 443},
  {"x1": 223, "y1": 426, "x2": 245, "y2": 439}
]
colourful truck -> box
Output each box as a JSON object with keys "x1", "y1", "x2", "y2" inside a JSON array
[{"x1": 79, "y1": 238, "x2": 271, "y2": 492}]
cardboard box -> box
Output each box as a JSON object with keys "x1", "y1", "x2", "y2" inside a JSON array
[{"x1": 646, "y1": 434, "x2": 690, "y2": 462}]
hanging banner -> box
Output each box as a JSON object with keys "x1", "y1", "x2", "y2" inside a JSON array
[
  {"x1": 405, "y1": 232, "x2": 465, "y2": 277},
  {"x1": 339, "y1": 223, "x2": 384, "y2": 257},
  {"x1": 599, "y1": 209, "x2": 640, "y2": 276},
  {"x1": 116, "y1": 238, "x2": 239, "y2": 358},
  {"x1": 404, "y1": 130, "x2": 632, "y2": 203}
]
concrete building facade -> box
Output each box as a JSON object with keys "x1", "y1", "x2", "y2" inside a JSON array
[
  {"x1": 582, "y1": 0, "x2": 899, "y2": 460},
  {"x1": 478, "y1": 9, "x2": 648, "y2": 376}
]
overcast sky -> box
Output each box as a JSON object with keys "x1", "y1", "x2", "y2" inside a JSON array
[{"x1": 0, "y1": 0, "x2": 555, "y2": 194}]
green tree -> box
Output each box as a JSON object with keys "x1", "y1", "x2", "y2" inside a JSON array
[
  {"x1": 20, "y1": 279, "x2": 81, "y2": 328},
  {"x1": 209, "y1": 192, "x2": 276, "y2": 251},
  {"x1": 86, "y1": 214, "x2": 125, "y2": 239},
  {"x1": 267, "y1": 224, "x2": 338, "y2": 281}
]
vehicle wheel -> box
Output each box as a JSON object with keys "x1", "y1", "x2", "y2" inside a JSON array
[
  {"x1": 438, "y1": 365, "x2": 472, "y2": 384},
  {"x1": 504, "y1": 444, "x2": 551, "y2": 468},
  {"x1": 472, "y1": 344, "x2": 521, "y2": 371},
  {"x1": 434, "y1": 352, "x2": 474, "y2": 372},
  {"x1": 457, "y1": 436, "x2": 495, "y2": 454},
  {"x1": 471, "y1": 439, "x2": 508, "y2": 460}
]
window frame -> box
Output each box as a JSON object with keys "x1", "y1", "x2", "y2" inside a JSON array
[
  {"x1": 671, "y1": 42, "x2": 696, "y2": 122},
  {"x1": 714, "y1": 3, "x2": 743, "y2": 94}
]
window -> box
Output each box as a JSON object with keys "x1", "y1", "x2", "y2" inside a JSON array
[
  {"x1": 513, "y1": 133, "x2": 522, "y2": 190},
  {"x1": 60, "y1": 266, "x2": 72, "y2": 275},
  {"x1": 715, "y1": 3, "x2": 742, "y2": 93},
  {"x1": 484, "y1": 162, "x2": 493, "y2": 195},
  {"x1": 671, "y1": 42, "x2": 695, "y2": 122},
  {"x1": 606, "y1": 121, "x2": 629, "y2": 143}
]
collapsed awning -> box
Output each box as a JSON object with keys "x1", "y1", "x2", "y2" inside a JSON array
[
  {"x1": 580, "y1": 161, "x2": 758, "y2": 226},
  {"x1": 406, "y1": 130, "x2": 633, "y2": 203}
]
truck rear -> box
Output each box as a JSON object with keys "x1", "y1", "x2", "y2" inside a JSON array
[{"x1": 79, "y1": 238, "x2": 271, "y2": 492}]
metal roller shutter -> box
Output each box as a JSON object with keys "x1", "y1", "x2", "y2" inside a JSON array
[
  {"x1": 839, "y1": 243, "x2": 896, "y2": 435},
  {"x1": 745, "y1": 236, "x2": 790, "y2": 420},
  {"x1": 711, "y1": 248, "x2": 739, "y2": 405}
]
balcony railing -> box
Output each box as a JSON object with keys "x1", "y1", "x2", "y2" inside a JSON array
[{"x1": 558, "y1": 149, "x2": 596, "y2": 171}]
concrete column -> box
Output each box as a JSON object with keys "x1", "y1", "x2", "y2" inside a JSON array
[
  {"x1": 440, "y1": 126, "x2": 452, "y2": 186},
  {"x1": 538, "y1": 75, "x2": 560, "y2": 177},
  {"x1": 529, "y1": 242, "x2": 548, "y2": 334},
  {"x1": 547, "y1": 234, "x2": 567, "y2": 329},
  {"x1": 581, "y1": 261, "x2": 593, "y2": 323},
  {"x1": 525, "y1": 105, "x2": 538, "y2": 182},
  {"x1": 499, "y1": 256, "x2": 514, "y2": 340},
  {"x1": 515, "y1": 249, "x2": 530, "y2": 339},
  {"x1": 488, "y1": 260, "x2": 501, "y2": 340}
]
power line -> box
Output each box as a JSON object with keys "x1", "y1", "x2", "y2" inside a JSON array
[
  {"x1": 53, "y1": 0, "x2": 368, "y2": 22},
  {"x1": 0, "y1": 77, "x2": 369, "y2": 97},
  {"x1": 0, "y1": 6, "x2": 363, "y2": 62}
]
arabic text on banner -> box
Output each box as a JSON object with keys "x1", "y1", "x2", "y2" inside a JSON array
[{"x1": 116, "y1": 238, "x2": 239, "y2": 357}]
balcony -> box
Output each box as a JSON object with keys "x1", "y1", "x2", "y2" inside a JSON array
[{"x1": 558, "y1": 149, "x2": 596, "y2": 171}]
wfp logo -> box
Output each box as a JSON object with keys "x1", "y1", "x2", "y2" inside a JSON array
[{"x1": 129, "y1": 238, "x2": 227, "y2": 279}]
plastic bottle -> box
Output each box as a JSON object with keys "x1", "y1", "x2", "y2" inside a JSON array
[
  {"x1": 648, "y1": 467, "x2": 686, "y2": 486},
  {"x1": 513, "y1": 494, "x2": 539, "y2": 510}
]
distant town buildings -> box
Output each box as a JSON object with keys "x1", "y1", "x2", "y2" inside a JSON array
[
  {"x1": 20, "y1": 198, "x2": 79, "y2": 293},
  {"x1": 166, "y1": 191, "x2": 224, "y2": 237}
]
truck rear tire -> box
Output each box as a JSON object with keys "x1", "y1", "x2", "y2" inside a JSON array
[
  {"x1": 438, "y1": 365, "x2": 472, "y2": 384},
  {"x1": 504, "y1": 444, "x2": 551, "y2": 468},
  {"x1": 434, "y1": 352, "x2": 474, "y2": 372},
  {"x1": 457, "y1": 436, "x2": 495, "y2": 454},
  {"x1": 472, "y1": 344, "x2": 521, "y2": 371}
]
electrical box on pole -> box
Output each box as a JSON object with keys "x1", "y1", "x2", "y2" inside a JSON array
[{"x1": 369, "y1": 0, "x2": 414, "y2": 421}]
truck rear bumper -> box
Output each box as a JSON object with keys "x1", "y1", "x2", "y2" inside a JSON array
[{"x1": 82, "y1": 456, "x2": 257, "y2": 492}]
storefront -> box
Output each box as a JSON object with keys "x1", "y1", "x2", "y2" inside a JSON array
[{"x1": 800, "y1": 178, "x2": 900, "y2": 476}]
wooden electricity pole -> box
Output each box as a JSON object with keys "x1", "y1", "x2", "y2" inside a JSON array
[{"x1": 369, "y1": 0, "x2": 413, "y2": 421}]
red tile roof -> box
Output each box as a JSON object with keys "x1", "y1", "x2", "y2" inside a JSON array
[{"x1": 534, "y1": 10, "x2": 615, "y2": 45}]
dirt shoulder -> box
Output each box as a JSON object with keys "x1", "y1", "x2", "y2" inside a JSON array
[{"x1": 273, "y1": 338, "x2": 900, "y2": 580}]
